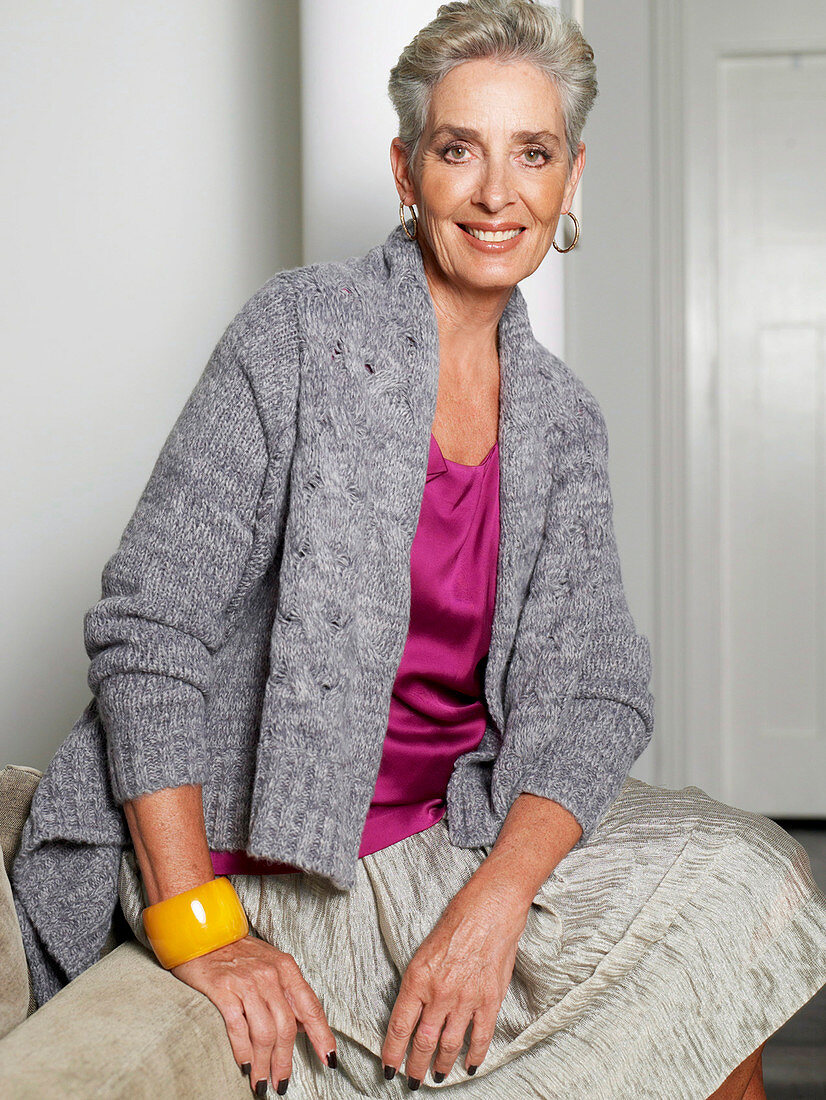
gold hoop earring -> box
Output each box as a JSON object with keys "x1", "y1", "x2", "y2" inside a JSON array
[
  {"x1": 399, "y1": 200, "x2": 418, "y2": 240},
  {"x1": 552, "y1": 210, "x2": 579, "y2": 253}
]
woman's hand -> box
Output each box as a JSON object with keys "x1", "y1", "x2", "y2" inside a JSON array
[
  {"x1": 171, "y1": 933, "x2": 338, "y2": 1097},
  {"x1": 380, "y1": 878, "x2": 530, "y2": 1087}
]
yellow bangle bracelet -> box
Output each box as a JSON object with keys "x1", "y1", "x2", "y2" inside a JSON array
[{"x1": 142, "y1": 876, "x2": 250, "y2": 970}]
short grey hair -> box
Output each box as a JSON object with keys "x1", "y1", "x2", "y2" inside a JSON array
[{"x1": 388, "y1": 0, "x2": 598, "y2": 179}]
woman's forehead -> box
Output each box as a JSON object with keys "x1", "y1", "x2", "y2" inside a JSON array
[{"x1": 426, "y1": 60, "x2": 564, "y2": 132}]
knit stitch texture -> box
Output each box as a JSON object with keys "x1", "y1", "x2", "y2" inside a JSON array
[{"x1": 11, "y1": 224, "x2": 654, "y2": 1007}]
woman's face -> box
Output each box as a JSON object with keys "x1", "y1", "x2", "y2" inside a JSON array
[{"x1": 392, "y1": 57, "x2": 585, "y2": 298}]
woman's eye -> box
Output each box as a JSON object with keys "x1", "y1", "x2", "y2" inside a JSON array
[{"x1": 442, "y1": 144, "x2": 550, "y2": 166}]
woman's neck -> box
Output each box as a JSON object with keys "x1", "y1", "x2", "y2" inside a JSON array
[{"x1": 420, "y1": 250, "x2": 511, "y2": 376}]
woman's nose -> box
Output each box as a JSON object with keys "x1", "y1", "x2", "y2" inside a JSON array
[{"x1": 473, "y1": 157, "x2": 516, "y2": 209}]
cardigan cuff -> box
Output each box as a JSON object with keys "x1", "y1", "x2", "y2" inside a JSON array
[
  {"x1": 244, "y1": 741, "x2": 377, "y2": 891},
  {"x1": 95, "y1": 672, "x2": 209, "y2": 805},
  {"x1": 509, "y1": 696, "x2": 652, "y2": 850}
]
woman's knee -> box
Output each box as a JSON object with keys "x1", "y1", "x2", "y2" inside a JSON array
[
  {"x1": 718, "y1": 809, "x2": 820, "y2": 957},
  {"x1": 725, "y1": 808, "x2": 811, "y2": 886}
]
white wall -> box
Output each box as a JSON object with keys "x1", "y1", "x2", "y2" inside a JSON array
[{"x1": 1, "y1": 1, "x2": 302, "y2": 770}]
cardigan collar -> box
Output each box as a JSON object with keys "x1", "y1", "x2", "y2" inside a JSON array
[{"x1": 378, "y1": 224, "x2": 553, "y2": 737}]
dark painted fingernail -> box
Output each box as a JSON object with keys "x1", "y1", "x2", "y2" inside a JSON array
[
  {"x1": 384, "y1": 1063, "x2": 397, "y2": 1079},
  {"x1": 433, "y1": 1069, "x2": 446, "y2": 1082},
  {"x1": 326, "y1": 1049, "x2": 338, "y2": 1069},
  {"x1": 241, "y1": 1062, "x2": 251, "y2": 1076},
  {"x1": 277, "y1": 1079, "x2": 289, "y2": 1095},
  {"x1": 467, "y1": 1063, "x2": 478, "y2": 1075},
  {"x1": 407, "y1": 1075, "x2": 421, "y2": 1090},
  {"x1": 255, "y1": 1080, "x2": 268, "y2": 1098}
]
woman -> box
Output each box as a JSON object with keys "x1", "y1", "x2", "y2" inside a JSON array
[{"x1": 8, "y1": 1, "x2": 826, "y2": 1097}]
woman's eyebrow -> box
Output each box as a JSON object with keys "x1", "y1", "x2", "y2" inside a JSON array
[{"x1": 430, "y1": 124, "x2": 560, "y2": 148}]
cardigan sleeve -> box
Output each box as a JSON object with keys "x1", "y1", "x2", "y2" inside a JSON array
[
  {"x1": 83, "y1": 316, "x2": 276, "y2": 806},
  {"x1": 491, "y1": 383, "x2": 655, "y2": 849}
]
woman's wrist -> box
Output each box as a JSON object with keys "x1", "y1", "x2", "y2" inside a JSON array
[
  {"x1": 143, "y1": 863, "x2": 217, "y2": 907},
  {"x1": 463, "y1": 792, "x2": 583, "y2": 914},
  {"x1": 122, "y1": 784, "x2": 218, "y2": 905},
  {"x1": 460, "y1": 846, "x2": 538, "y2": 917}
]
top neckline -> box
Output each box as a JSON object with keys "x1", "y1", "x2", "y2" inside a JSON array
[{"x1": 430, "y1": 432, "x2": 498, "y2": 469}]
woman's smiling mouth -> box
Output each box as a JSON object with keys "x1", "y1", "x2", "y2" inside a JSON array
[{"x1": 457, "y1": 223, "x2": 527, "y2": 250}]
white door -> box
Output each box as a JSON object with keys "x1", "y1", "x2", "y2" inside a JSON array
[{"x1": 681, "y1": 0, "x2": 826, "y2": 815}]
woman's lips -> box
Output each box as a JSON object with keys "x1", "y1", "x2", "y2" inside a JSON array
[{"x1": 456, "y1": 224, "x2": 526, "y2": 252}]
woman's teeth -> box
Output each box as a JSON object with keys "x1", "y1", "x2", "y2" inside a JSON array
[{"x1": 462, "y1": 226, "x2": 524, "y2": 241}]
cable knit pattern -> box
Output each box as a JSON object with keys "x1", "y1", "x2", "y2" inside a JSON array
[{"x1": 10, "y1": 223, "x2": 653, "y2": 1008}]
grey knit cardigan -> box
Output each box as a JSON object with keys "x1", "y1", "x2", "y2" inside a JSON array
[{"x1": 11, "y1": 223, "x2": 654, "y2": 1008}]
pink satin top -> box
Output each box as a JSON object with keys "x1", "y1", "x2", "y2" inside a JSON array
[{"x1": 209, "y1": 431, "x2": 500, "y2": 876}]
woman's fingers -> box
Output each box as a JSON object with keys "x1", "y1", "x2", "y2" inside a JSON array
[
  {"x1": 464, "y1": 1001, "x2": 499, "y2": 1076},
  {"x1": 431, "y1": 1010, "x2": 472, "y2": 1081},
  {"x1": 279, "y1": 958, "x2": 339, "y2": 1070},
  {"x1": 243, "y1": 985, "x2": 290, "y2": 1095},
  {"x1": 402, "y1": 1001, "x2": 451, "y2": 1087},
  {"x1": 260, "y1": 991, "x2": 298, "y2": 1095},
  {"x1": 168, "y1": 934, "x2": 339, "y2": 1096},
  {"x1": 210, "y1": 991, "x2": 255, "y2": 1080},
  {"x1": 381, "y1": 978, "x2": 425, "y2": 1080}
]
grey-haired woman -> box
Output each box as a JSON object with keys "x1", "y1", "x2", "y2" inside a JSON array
[{"x1": 6, "y1": 2, "x2": 826, "y2": 1098}]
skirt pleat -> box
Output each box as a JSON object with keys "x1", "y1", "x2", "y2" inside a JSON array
[{"x1": 117, "y1": 776, "x2": 826, "y2": 1099}]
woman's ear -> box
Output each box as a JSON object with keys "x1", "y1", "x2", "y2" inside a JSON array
[
  {"x1": 390, "y1": 137, "x2": 417, "y2": 206},
  {"x1": 563, "y1": 141, "x2": 587, "y2": 210}
]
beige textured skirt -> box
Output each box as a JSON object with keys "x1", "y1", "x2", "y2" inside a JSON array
[{"x1": 116, "y1": 776, "x2": 826, "y2": 1099}]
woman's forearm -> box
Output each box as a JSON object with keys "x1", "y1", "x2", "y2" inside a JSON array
[
  {"x1": 122, "y1": 784, "x2": 216, "y2": 906},
  {"x1": 458, "y1": 792, "x2": 583, "y2": 915}
]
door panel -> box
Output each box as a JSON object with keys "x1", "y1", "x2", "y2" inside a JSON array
[{"x1": 683, "y1": 1, "x2": 826, "y2": 814}]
